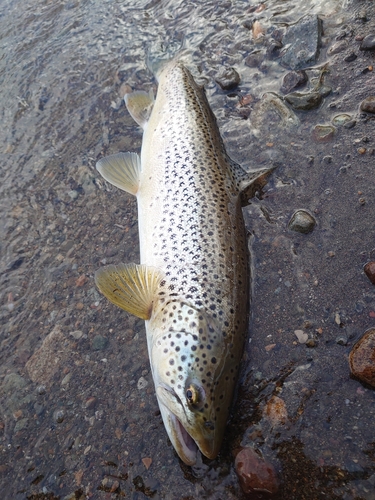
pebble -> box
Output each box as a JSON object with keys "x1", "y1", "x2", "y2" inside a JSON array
[
  {"x1": 336, "y1": 334, "x2": 348, "y2": 346},
  {"x1": 344, "y1": 52, "x2": 357, "y2": 62},
  {"x1": 349, "y1": 328, "x2": 375, "y2": 388},
  {"x1": 295, "y1": 330, "x2": 308, "y2": 343},
  {"x1": 264, "y1": 396, "x2": 288, "y2": 426},
  {"x1": 288, "y1": 210, "x2": 316, "y2": 234},
  {"x1": 284, "y1": 91, "x2": 322, "y2": 110},
  {"x1": 91, "y1": 335, "x2": 109, "y2": 350},
  {"x1": 360, "y1": 34, "x2": 375, "y2": 51},
  {"x1": 53, "y1": 409, "x2": 65, "y2": 423},
  {"x1": 332, "y1": 114, "x2": 352, "y2": 126},
  {"x1": 280, "y1": 70, "x2": 308, "y2": 94},
  {"x1": 364, "y1": 262, "x2": 375, "y2": 284},
  {"x1": 235, "y1": 447, "x2": 279, "y2": 496},
  {"x1": 360, "y1": 97, "x2": 375, "y2": 114},
  {"x1": 328, "y1": 40, "x2": 348, "y2": 55},
  {"x1": 215, "y1": 67, "x2": 241, "y2": 90},
  {"x1": 137, "y1": 376, "x2": 149, "y2": 390},
  {"x1": 313, "y1": 124, "x2": 335, "y2": 142}
]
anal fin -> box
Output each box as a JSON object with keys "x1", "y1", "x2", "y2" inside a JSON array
[
  {"x1": 96, "y1": 152, "x2": 141, "y2": 195},
  {"x1": 125, "y1": 89, "x2": 154, "y2": 128},
  {"x1": 95, "y1": 263, "x2": 163, "y2": 320}
]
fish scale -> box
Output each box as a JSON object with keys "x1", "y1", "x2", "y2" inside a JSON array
[{"x1": 95, "y1": 59, "x2": 273, "y2": 465}]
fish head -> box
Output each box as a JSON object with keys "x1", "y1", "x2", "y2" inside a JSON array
[{"x1": 150, "y1": 301, "x2": 234, "y2": 465}]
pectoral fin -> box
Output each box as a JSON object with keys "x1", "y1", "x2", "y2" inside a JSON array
[
  {"x1": 95, "y1": 263, "x2": 163, "y2": 320},
  {"x1": 96, "y1": 152, "x2": 141, "y2": 195},
  {"x1": 125, "y1": 89, "x2": 154, "y2": 128}
]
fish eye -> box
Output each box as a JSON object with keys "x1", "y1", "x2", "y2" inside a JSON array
[{"x1": 186, "y1": 384, "x2": 200, "y2": 406}]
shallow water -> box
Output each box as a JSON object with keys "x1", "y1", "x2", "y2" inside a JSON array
[{"x1": 1, "y1": 0, "x2": 375, "y2": 498}]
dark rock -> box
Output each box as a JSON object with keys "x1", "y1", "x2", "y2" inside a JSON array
[
  {"x1": 92, "y1": 335, "x2": 109, "y2": 350},
  {"x1": 288, "y1": 210, "x2": 316, "y2": 234},
  {"x1": 284, "y1": 91, "x2": 322, "y2": 110},
  {"x1": 364, "y1": 262, "x2": 375, "y2": 284},
  {"x1": 360, "y1": 96, "x2": 375, "y2": 114},
  {"x1": 360, "y1": 34, "x2": 375, "y2": 50},
  {"x1": 349, "y1": 328, "x2": 375, "y2": 388},
  {"x1": 267, "y1": 40, "x2": 283, "y2": 58},
  {"x1": 280, "y1": 15, "x2": 323, "y2": 69},
  {"x1": 344, "y1": 52, "x2": 357, "y2": 62},
  {"x1": 235, "y1": 447, "x2": 279, "y2": 496},
  {"x1": 215, "y1": 67, "x2": 241, "y2": 90},
  {"x1": 280, "y1": 70, "x2": 308, "y2": 94},
  {"x1": 245, "y1": 52, "x2": 262, "y2": 68}
]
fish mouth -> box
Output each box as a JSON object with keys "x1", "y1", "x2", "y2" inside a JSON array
[{"x1": 168, "y1": 411, "x2": 198, "y2": 466}]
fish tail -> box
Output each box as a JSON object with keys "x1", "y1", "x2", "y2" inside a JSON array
[{"x1": 146, "y1": 39, "x2": 191, "y2": 79}]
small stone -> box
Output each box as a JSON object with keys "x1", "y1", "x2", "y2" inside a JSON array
[
  {"x1": 91, "y1": 335, "x2": 109, "y2": 351},
  {"x1": 70, "y1": 330, "x2": 83, "y2": 340},
  {"x1": 288, "y1": 210, "x2": 316, "y2": 234},
  {"x1": 349, "y1": 328, "x2": 375, "y2": 387},
  {"x1": 142, "y1": 457, "x2": 152, "y2": 470},
  {"x1": 137, "y1": 376, "x2": 149, "y2": 390},
  {"x1": 360, "y1": 97, "x2": 375, "y2": 114},
  {"x1": 332, "y1": 114, "x2": 352, "y2": 126},
  {"x1": 215, "y1": 67, "x2": 241, "y2": 90},
  {"x1": 53, "y1": 409, "x2": 65, "y2": 423},
  {"x1": 264, "y1": 396, "x2": 288, "y2": 426},
  {"x1": 294, "y1": 330, "x2": 308, "y2": 343},
  {"x1": 364, "y1": 262, "x2": 375, "y2": 285},
  {"x1": 360, "y1": 34, "x2": 375, "y2": 51},
  {"x1": 305, "y1": 338, "x2": 317, "y2": 348},
  {"x1": 235, "y1": 448, "x2": 279, "y2": 496},
  {"x1": 336, "y1": 335, "x2": 348, "y2": 346},
  {"x1": 313, "y1": 125, "x2": 335, "y2": 142},
  {"x1": 14, "y1": 418, "x2": 29, "y2": 433},
  {"x1": 284, "y1": 91, "x2": 322, "y2": 110},
  {"x1": 84, "y1": 396, "x2": 97, "y2": 409},
  {"x1": 76, "y1": 275, "x2": 88, "y2": 287},
  {"x1": 68, "y1": 190, "x2": 78, "y2": 200},
  {"x1": 328, "y1": 40, "x2": 348, "y2": 55},
  {"x1": 344, "y1": 52, "x2": 357, "y2": 62}
]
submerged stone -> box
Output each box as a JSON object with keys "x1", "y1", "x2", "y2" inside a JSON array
[
  {"x1": 284, "y1": 91, "x2": 322, "y2": 110},
  {"x1": 332, "y1": 114, "x2": 352, "y2": 126},
  {"x1": 349, "y1": 328, "x2": 375, "y2": 388},
  {"x1": 313, "y1": 125, "x2": 335, "y2": 143},
  {"x1": 360, "y1": 96, "x2": 375, "y2": 114},
  {"x1": 215, "y1": 67, "x2": 241, "y2": 90},
  {"x1": 281, "y1": 15, "x2": 323, "y2": 69},
  {"x1": 235, "y1": 447, "x2": 279, "y2": 496},
  {"x1": 288, "y1": 210, "x2": 316, "y2": 234},
  {"x1": 360, "y1": 34, "x2": 375, "y2": 51},
  {"x1": 280, "y1": 70, "x2": 308, "y2": 94}
]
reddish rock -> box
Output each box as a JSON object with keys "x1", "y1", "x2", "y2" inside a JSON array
[
  {"x1": 364, "y1": 262, "x2": 375, "y2": 285},
  {"x1": 235, "y1": 447, "x2": 279, "y2": 497},
  {"x1": 349, "y1": 328, "x2": 375, "y2": 387}
]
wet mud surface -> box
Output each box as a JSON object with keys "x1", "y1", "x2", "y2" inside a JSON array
[{"x1": 1, "y1": 0, "x2": 375, "y2": 498}]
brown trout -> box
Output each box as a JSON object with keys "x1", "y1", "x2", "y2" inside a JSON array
[{"x1": 95, "y1": 60, "x2": 272, "y2": 465}]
